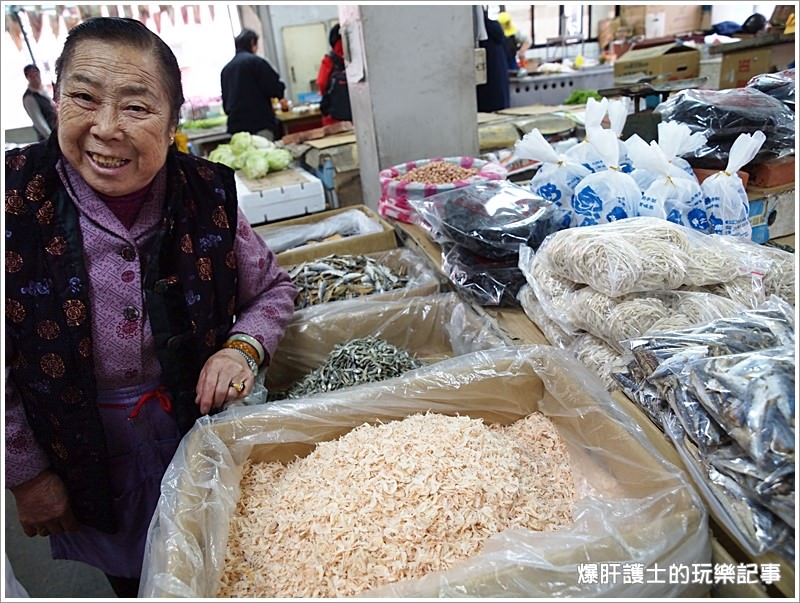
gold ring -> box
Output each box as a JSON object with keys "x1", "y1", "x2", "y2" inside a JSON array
[{"x1": 229, "y1": 380, "x2": 245, "y2": 393}]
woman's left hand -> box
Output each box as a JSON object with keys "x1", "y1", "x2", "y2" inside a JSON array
[{"x1": 194, "y1": 349, "x2": 254, "y2": 414}]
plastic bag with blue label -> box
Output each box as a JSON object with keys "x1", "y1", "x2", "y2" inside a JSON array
[
  {"x1": 564, "y1": 96, "x2": 609, "y2": 173},
  {"x1": 627, "y1": 136, "x2": 709, "y2": 233},
  {"x1": 571, "y1": 128, "x2": 641, "y2": 227},
  {"x1": 702, "y1": 131, "x2": 766, "y2": 239},
  {"x1": 513, "y1": 128, "x2": 590, "y2": 229}
]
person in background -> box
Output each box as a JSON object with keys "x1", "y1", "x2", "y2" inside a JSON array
[
  {"x1": 22, "y1": 64, "x2": 58, "y2": 141},
  {"x1": 316, "y1": 23, "x2": 352, "y2": 125},
  {"x1": 477, "y1": 9, "x2": 511, "y2": 113},
  {"x1": 497, "y1": 11, "x2": 531, "y2": 71},
  {"x1": 5, "y1": 17, "x2": 297, "y2": 598},
  {"x1": 221, "y1": 28, "x2": 286, "y2": 139}
]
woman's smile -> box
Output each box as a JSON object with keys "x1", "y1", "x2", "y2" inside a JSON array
[{"x1": 87, "y1": 151, "x2": 130, "y2": 169}]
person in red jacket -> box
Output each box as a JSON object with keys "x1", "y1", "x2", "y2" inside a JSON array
[{"x1": 316, "y1": 24, "x2": 352, "y2": 124}]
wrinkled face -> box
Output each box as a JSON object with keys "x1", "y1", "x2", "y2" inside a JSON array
[{"x1": 57, "y1": 40, "x2": 175, "y2": 197}]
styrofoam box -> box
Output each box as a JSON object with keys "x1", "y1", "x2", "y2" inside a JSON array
[{"x1": 235, "y1": 167, "x2": 325, "y2": 225}]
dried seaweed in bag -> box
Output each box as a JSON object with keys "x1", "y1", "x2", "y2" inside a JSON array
[{"x1": 442, "y1": 244, "x2": 526, "y2": 307}]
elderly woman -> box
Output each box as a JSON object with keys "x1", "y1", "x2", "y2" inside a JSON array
[{"x1": 5, "y1": 17, "x2": 298, "y2": 597}]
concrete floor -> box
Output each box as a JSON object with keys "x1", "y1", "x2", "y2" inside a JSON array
[{"x1": 4, "y1": 492, "x2": 115, "y2": 599}]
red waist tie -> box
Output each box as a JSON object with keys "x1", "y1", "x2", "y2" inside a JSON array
[{"x1": 128, "y1": 385, "x2": 173, "y2": 419}]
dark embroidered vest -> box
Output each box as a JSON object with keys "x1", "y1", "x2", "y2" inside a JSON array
[{"x1": 5, "y1": 137, "x2": 239, "y2": 533}]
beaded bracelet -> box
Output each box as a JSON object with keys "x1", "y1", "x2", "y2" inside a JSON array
[
  {"x1": 223, "y1": 339, "x2": 260, "y2": 366},
  {"x1": 227, "y1": 333, "x2": 265, "y2": 365},
  {"x1": 227, "y1": 347, "x2": 258, "y2": 376}
]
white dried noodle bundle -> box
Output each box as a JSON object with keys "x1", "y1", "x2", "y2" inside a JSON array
[
  {"x1": 571, "y1": 333, "x2": 622, "y2": 390},
  {"x1": 675, "y1": 291, "x2": 743, "y2": 324},
  {"x1": 561, "y1": 237, "x2": 644, "y2": 296},
  {"x1": 218, "y1": 412, "x2": 575, "y2": 598},
  {"x1": 684, "y1": 246, "x2": 741, "y2": 287},
  {"x1": 568, "y1": 288, "x2": 618, "y2": 336},
  {"x1": 608, "y1": 297, "x2": 669, "y2": 343},
  {"x1": 637, "y1": 221, "x2": 691, "y2": 253},
  {"x1": 530, "y1": 253, "x2": 579, "y2": 300},
  {"x1": 635, "y1": 239, "x2": 689, "y2": 291},
  {"x1": 760, "y1": 247, "x2": 795, "y2": 306},
  {"x1": 648, "y1": 313, "x2": 696, "y2": 332}
]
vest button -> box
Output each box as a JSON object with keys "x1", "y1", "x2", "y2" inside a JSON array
[
  {"x1": 120, "y1": 246, "x2": 137, "y2": 261},
  {"x1": 123, "y1": 306, "x2": 140, "y2": 321}
]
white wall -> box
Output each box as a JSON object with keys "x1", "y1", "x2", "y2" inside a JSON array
[
  {"x1": 342, "y1": 5, "x2": 479, "y2": 208},
  {"x1": 711, "y1": 4, "x2": 777, "y2": 26},
  {"x1": 260, "y1": 5, "x2": 340, "y2": 101}
]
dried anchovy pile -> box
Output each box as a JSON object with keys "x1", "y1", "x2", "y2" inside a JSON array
[
  {"x1": 397, "y1": 161, "x2": 478, "y2": 184},
  {"x1": 282, "y1": 336, "x2": 421, "y2": 399},
  {"x1": 289, "y1": 255, "x2": 409, "y2": 309}
]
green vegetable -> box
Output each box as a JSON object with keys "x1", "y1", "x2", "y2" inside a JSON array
[
  {"x1": 206, "y1": 133, "x2": 292, "y2": 177},
  {"x1": 241, "y1": 150, "x2": 271, "y2": 179},
  {"x1": 229, "y1": 132, "x2": 253, "y2": 154},
  {"x1": 251, "y1": 135, "x2": 275, "y2": 150},
  {"x1": 208, "y1": 144, "x2": 240, "y2": 170},
  {"x1": 266, "y1": 148, "x2": 292, "y2": 171},
  {"x1": 181, "y1": 115, "x2": 227, "y2": 130},
  {"x1": 563, "y1": 89, "x2": 603, "y2": 105}
]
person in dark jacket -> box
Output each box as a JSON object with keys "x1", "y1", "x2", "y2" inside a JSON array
[
  {"x1": 477, "y1": 11, "x2": 511, "y2": 113},
  {"x1": 22, "y1": 64, "x2": 58, "y2": 141},
  {"x1": 5, "y1": 17, "x2": 297, "y2": 598},
  {"x1": 221, "y1": 28, "x2": 287, "y2": 139}
]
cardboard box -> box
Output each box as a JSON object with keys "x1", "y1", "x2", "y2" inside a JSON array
[
  {"x1": 614, "y1": 43, "x2": 700, "y2": 82},
  {"x1": 235, "y1": 167, "x2": 325, "y2": 225},
  {"x1": 266, "y1": 292, "x2": 508, "y2": 392},
  {"x1": 254, "y1": 204, "x2": 398, "y2": 266},
  {"x1": 747, "y1": 183, "x2": 796, "y2": 243},
  {"x1": 303, "y1": 132, "x2": 358, "y2": 172},
  {"x1": 140, "y1": 346, "x2": 709, "y2": 598},
  {"x1": 288, "y1": 247, "x2": 445, "y2": 317},
  {"x1": 718, "y1": 47, "x2": 773, "y2": 89},
  {"x1": 620, "y1": 5, "x2": 701, "y2": 37}
]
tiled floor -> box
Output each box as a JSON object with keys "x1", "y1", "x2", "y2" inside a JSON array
[{"x1": 4, "y1": 492, "x2": 115, "y2": 598}]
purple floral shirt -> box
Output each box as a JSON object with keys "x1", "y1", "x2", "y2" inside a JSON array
[{"x1": 5, "y1": 160, "x2": 297, "y2": 488}]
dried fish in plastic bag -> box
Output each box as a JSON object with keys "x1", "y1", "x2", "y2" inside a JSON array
[
  {"x1": 276, "y1": 336, "x2": 421, "y2": 399},
  {"x1": 289, "y1": 254, "x2": 410, "y2": 309},
  {"x1": 708, "y1": 449, "x2": 795, "y2": 528},
  {"x1": 663, "y1": 413, "x2": 794, "y2": 560},
  {"x1": 688, "y1": 346, "x2": 795, "y2": 471}
]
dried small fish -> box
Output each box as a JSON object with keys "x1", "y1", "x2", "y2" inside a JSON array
[
  {"x1": 275, "y1": 336, "x2": 422, "y2": 399},
  {"x1": 290, "y1": 255, "x2": 410, "y2": 309}
]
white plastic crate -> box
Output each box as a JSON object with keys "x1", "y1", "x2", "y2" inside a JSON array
[{"x1": 235, "y1": 167, "x2": 326, "y2": 225}]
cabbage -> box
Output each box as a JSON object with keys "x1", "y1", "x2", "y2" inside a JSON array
[
  {"x1": 241, "y1": 150, "x2": 271, "y2": 179},
  {"x1": 266, "y1": 148, "x2": 292, "y2": 171},
  {"x1": 207, "y1": 144, "x2": 238, "y2": 170},
  {"x1": 229, "y1": 132, "x2": 253, "y2": 154},
  {"x1": 250, "y1": 135, "x2": 275, "y2": 150}
]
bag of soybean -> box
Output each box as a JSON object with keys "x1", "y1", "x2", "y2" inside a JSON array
[
  {"x1": 571, "y1": 128, "x2": 640, "y2": 226},
  {"x1": 702, "y1": 131, "x2": 766, "y2": 238},
  {"x1": 626, "y1": 137, "x2": 709, "y2": 232},
  {"x1": 513, "y1": 128, "x2": 589, "y2": 229},
  {"x1": 564, "y1": 96, "x2": 609, "y2": 173}
]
